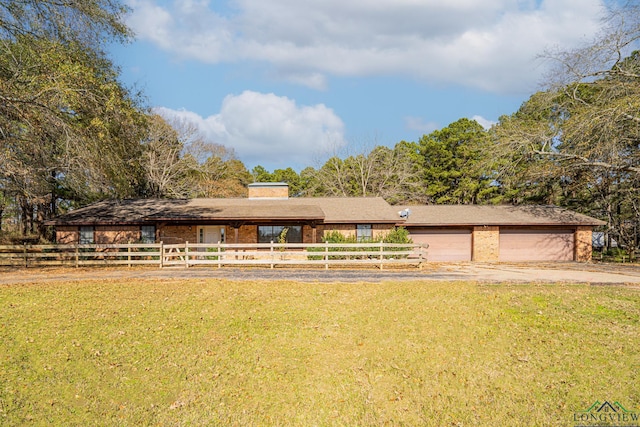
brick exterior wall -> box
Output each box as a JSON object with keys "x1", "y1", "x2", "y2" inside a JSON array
[
  {"x1": 472, "y1": 226, "x2": 500, "y2": 262},
  {"x1": 575, "y1": 226, "x2": 593, "y2": 262},
  {"x1": 159, "y1": 225, "x2": 197, "y2": 244},
  {"x1": 56, "y1": 226, "x2": 142, "y2": 244},
  {"x1": 236, "y1": 225, "x2": 257, "y2": 243},
  {"x1": 95, "y1": 226, "x2": 140, "y2": 244},
  {"x1": 248, "y1": 185, "x2": 289, "y2": 199},
  {"x1": 157, "y1": 225, "x2": 239, "y2": 244},
  {"x1": 55, "y1": 226, "x2": 78, "y2": 244},
  {"x1": 372, "y1": 224, "x2": 393, "y2": 240},
  {"x1": 303, "y1": 225, "x2": 317, "y2": 243}
]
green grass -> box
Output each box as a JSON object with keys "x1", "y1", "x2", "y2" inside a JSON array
[{"x1": 1, "y1": 279, "x2": 639, "y2": 426}]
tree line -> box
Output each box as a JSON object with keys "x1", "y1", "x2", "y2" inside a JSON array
[{"x1": 0, "y1": 0, "x2": 638, "y2": 253}]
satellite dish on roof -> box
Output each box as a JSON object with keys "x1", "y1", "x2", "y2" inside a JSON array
[{"x1": 398, "y1": 208, "x2": 411, "y2": 219}]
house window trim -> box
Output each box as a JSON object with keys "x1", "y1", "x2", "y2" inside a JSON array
[
  {"x1": 79, "y1": 226, "x2": 95, "y2": 244},
  {"x1": 356, "y1": 224, "x2": 373, "y2": 242},
  {"x1": 257, "y1": 225, "x2": 303, "y2": 244},
  {"x1": 141, "y1": 225, "x2": 156, "y2": 244}
]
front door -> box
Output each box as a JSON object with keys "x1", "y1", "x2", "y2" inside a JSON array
[{"x1": 198, "y1": 226, "x2": 225, "y2": 244}]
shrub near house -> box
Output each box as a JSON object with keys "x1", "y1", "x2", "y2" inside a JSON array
[{"x1": 307, "y1": 227, "x2": 413, "y2": 260}]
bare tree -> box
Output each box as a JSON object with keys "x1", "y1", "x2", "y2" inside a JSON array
[
  {"x1": 142, "y1": 115, "x2": 196, "y2": 198},
  {"x1": 147, "y1": 111, "x2": 252, "y2": 199},
  {"x1": 494, "y1": 1, "x2": 640, "y2": 254}
]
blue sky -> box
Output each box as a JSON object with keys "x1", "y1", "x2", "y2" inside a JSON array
[{"x1": 110, "y1": 0, "x2": 610, "y2": 172}]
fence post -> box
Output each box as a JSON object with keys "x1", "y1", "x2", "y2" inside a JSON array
[
  {"x1": 217, "y1": 241, "x2": 222, "y2": 269},
  {"x1": 325, "y1": 241, "x2": 329, "y2": 270},
  {"x1": 185, "y1": 241, "x2": 189, "y2": 268},
  {"x1": 379, "y1": 241, "x2": 384, "y2": 270},
  {"x1": 159, "y1": 241, "x2": 164, "y2": 268},
  {"x1": 127, "y1": 240, "x2": 132, "y2": 268},
  {"x1": 75, "y1": 244, "x2": 79, "y2": 268},
  {"x1": 23, "y1": 243, "x2": 27, "y2": 268},
  {"x1": 270, "y1": 241, "x2": 274, "y2": 269}
]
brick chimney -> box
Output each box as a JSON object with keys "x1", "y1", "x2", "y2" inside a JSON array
[{"x1": 248, "y1": 182, "x2": 289, "y2": 199}]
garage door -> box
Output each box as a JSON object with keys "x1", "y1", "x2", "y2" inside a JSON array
[
  {"x1": 409, "y1": 229, "x2": 472, "y2": 262},
  {"x1": 499, "y1": 229, "x2": 575, "y2": 262}
]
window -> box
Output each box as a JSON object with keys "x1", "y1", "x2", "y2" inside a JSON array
[
  {"x1": 356, "y1": 224, "x2": 372, "y2": 242},
  {"x1": 79, "y1": 226, "x2": 94, "y2": 244},
  {"x1": 258, "y1": 225, "x2": 303, "y2": 243},
  {"x1": 141, "y1": 225, "x2": 156, "y2": 243}
]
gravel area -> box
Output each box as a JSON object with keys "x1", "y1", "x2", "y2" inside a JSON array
[{"x1": 1, "y1": 262, "x2": 640, "y2": 285}]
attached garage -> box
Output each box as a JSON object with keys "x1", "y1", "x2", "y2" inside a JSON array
[
  {"x1": 398, "y1": 205, "x2": 605, "y2": 263},
  {"x1": 409, "y1": 228, "x2": 472, "y2": 262},
  {"x1": 499, "y1": 229, "x2": 575, "y2": 262}
]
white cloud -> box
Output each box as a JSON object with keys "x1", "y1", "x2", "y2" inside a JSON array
[
  {"x1": 471, "y1": 115, "x2": 497, "y2": 130},
  {"x1": 126, "y1": 0, "x2": 177, "y2": 50},
  {"x1": 155, "y1": 91, "x2": 346, "y2": 170},
  {"x1": 127, "y1": 0, "x2": 606, "y2": 93}
]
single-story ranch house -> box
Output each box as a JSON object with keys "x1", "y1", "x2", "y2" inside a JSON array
[{"x1": 47, "y1": 183, "x2": 605, "y2": 262}]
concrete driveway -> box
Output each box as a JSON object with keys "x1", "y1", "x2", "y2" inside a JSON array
[
  {"x1": 1, "y1": 263, "x2": 639, "y2": 285},
  {"x1": 433, "y1": 263, "x2": 640, "y2": 284}
]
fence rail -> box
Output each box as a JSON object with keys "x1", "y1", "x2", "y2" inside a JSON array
[{"x1": 0, "y1": 242, "x2": 428, "y2": 269}]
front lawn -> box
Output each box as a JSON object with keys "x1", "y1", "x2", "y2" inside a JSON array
[{"x1": 1, "y1": 279, "x2": 638, "y2": 426}]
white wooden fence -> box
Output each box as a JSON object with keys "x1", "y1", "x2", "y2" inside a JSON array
[{"x1": 0, "y1": 242, "x2": 428, "y2": 269}]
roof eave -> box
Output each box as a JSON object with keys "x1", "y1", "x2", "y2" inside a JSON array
[
  {"x1": 402, "y1": 222, "x2": 604, "y2": 227},
  {"x1": 325, "y1": 220, "x2": 401, "y2": 224},
  {"x1": 47, "y1": 220, "x2": 149, "y2": 226},
  {"x1": 148, "y1": 216, "x2": 325, "y2": 222}
]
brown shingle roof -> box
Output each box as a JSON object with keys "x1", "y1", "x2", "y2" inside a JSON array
[
  {"x1": 397, "y1": 205, "x2": 605, "y2": 227},
  {"x1": 297, "y1": 197, "x2": 400, "y2": 223},
  {"x1": 146, "y1": 199, "x2": 325, "y2": 221},
  {"x1": 47, "y1": 197, "x2": 400, "y2": 225},
  {"x1": 47, "y1": 198, "x2": 605, "y2": 227}
]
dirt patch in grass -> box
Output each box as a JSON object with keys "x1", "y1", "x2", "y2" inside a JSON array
[{"x1": 1, "y1": 279, "x2": 639, "y2": 425}]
